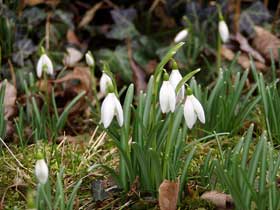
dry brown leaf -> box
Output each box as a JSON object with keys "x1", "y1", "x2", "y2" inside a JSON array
[
  {"x1": 234, "y1": 33, "x2": 265, "y2": 63},
  {"x1": 252, "y1": 26, "x2": 280, "y2": 61},
  {"x1": 23, "y1": 0, "x2": 59, "y2": 7},
  {"x1": 54, "y1": 67, "x2": 92, "y2": 114},
  {"x1": 221, "y1": 46, "x2": 267, "y2": 71},
  {"x1": 145, "y1": 59, "x2": 157, "y2": 75},
  {"x1": 78, "y1": 2, "x2": 103, "y2": 28},
  {"x1": 0, "y1": 81, "x2": 17, "y2": 120},
  {"x1": 0, "y1": 81, "x2": 17, "y2": 137},
  {"x1": 67, "y1": 30, "x2": 82, "y2": 46},
  {"x1": 154, "y1": 4, "x2": 176, "y2": 28},
  {"x1": 158, "y1": 179, "x2": 179, "y2": 210},
  {"x1": 201, "y1": 191, "x2": 234, "y2": 210}
]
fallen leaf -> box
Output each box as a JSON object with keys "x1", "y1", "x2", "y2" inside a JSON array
[
  {"x1": 145, "y1": 59, "x2": 157, "y2": 75},
  {"x1": 0, "y1": 81, "x2": 17, "y2": 137},
  {"x1": 78, "y1": 2, "x2": 103, "y2": 28},
  {"x1": 201, "y1": 191, "x2": 234, "y2": 210},
  {"x1": 23, "y1": 0, "x2": 59, "y2": 7},
  {"x1": 234, "y1": 33, "x2": 265, "y2": 63},
  {"x1": 63, "y1": 47, "x2": 83, "y2": 67},
  {"x1": 154, "y1": 4, "x2": 176, "y2": 29},
  {"x1": 54, "y1": 67, "x2": 92, "y2": 114},
  {"x1": 91, "y1": 180, "x2": 109, "y2": 202},
  {"x1": 221, "y1": 46, "x2": 267, "y2": 71},
  {"x1": 67, "y1": 30, "x2": 82, "y2": 47},
  {"x1": 158, "y1": 179, "x2": 179, "y2": 210},
  {"x1": 0, "y1": 81, "x2": 17, "y2": 120},
  {"x1": 127, "y1": 39, "x2": 147, "y2": 94},
  {"x1": 239, "y1": 2, "x2": 271, "y2": 37},
  {"x1": 252, "y1": 26, "x2": 280, "y2": 62}
]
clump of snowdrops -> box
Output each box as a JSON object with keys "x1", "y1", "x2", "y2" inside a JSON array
[{"x1": 89, "y1": 42, "x2": 205, "y2": 199}]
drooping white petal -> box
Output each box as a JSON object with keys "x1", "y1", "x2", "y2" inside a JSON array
[
  {"x1": 100, "y1": 73, "x2": 113, "y2": 95},
  {"x1": 167, "y1": 83, "x2": 176, "y2": 112},
  {"x1": 113, "y1": 94, "x2": 124, "y2": 127},
  {"x1": 184, "y1": 97, "x2": 197, "y2": 129},
  {"x1": 43, "y1": 54, "x2": 54, "y2": 75},
  {"x1": 159, "y1": 82, "x2": 170, "y2": 113},
  {"x1": 101, "y1": 93, "x2": 115, "y2": 128},
  {"x1": 36, "y1": 54, "x2": 53, "y2": 78},
  {"x1": 35, "y1": 159, "x2": 49, "y2": 184},
  {"x1": 189, "y1": 95, "x2": 205, "y2": 123},
  {"x1": 85, "y1": 52, "x2": 94, "y2": 67},
  {"x1": 169, "y1": 70, "x2": 185, "y2": 102},
  {"x1": 159, "y1": 81, "x2": 176, "y2": 113},
  {"x1": 218, "y1": 20, "x2": 229, "y2": 43},
  {"x1": 174, "y1": 29, "x2": 188, "y2": 43},
  {"x1": 36, "y1": 57, "x2": 43, "y2": 78},
  {"x1": 63, "y1": 47, "x2": 83, "y2": 67}
]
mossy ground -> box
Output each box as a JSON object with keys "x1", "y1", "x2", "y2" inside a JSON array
[{"x1": 0, "y1": 129, "x2": 230, "y2": 209}]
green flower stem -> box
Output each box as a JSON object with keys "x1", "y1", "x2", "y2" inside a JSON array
[
  {"x1": 90, "y1": 65, "x2": 100, "y2": 114},
  {"x1": 162, "y1": 112, "x2": 174, "y2": 180},
  {"x1": 43, "y1": 71, "x2": 50, "y2": 108},
  {"x1": 217, "y1": 31, "x2": 222, "y2": 72}
]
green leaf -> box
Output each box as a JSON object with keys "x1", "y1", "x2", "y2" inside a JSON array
[{"x1": 175, "y1": 68, "x2": 201, "y2": 93}]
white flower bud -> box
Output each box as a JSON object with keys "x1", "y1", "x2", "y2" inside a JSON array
[
  {"x1": 184, "y1": 94, "x2": 205, "y2": 129},
  {"x1": 100, "y1": 73, "x2": 113, "y2": 95},
  {"x1": 174, "y1": 29, "x2": 188, "y2": 43},
  {"x1": 85, "y1": 51, "x2": 94, "y2": 67},
  {"x1": 159, "y1": 81, "x2": 176, "y2": 113},
  {"x1": 101, "y1": 93, "x2": 123, "y2": 128},
  {"x1": 36, "y1": 54, "x2": 53, "y2": 78},
  {"x1": 35, "y1": 159, "x2": 49, "y2": 184},
  {"x1": 218, "y1": 20, "x2": 229, "y2": 43}
]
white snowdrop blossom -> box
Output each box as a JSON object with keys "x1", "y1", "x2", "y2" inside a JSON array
[
  {"x1": 169, "y1": 69, "x2": 185, "y2": 102},
  {"x1": 35, "y1": 159, "x2": 49, "y2": 184},
  {"x1": 85, "y1": 51, "x2": 94, "y2": 67},
  {"x1": 184, "y1": 94, "x2": 205, "y2": 129},
  {"x1": 174, "y1": 29, "x2": 188, "y2": 43},
  {"x1": 218, "y1": 20, "x2": 229, "y2": 43},
  {"x1": 100, "y1": 73, "x2": 113, "y2": 95},
  {"x1": 101, "y1": 93, "x2": 123, "y2": 128},
  {"x1": 159, "y1": 80, "x2": 176, "y2": 113},
  {"x1": 36, "y1": 54, "x2": 53, "y2": 78}
]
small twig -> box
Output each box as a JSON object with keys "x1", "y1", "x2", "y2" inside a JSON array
[
  {"x1": 234, "y1": 0, "x2": 241, "y2": 34},
  {"x1": 103, "y1": 0, "x2": 119, "y2": 9},
  {"x1": 0, "y1": 183, "x2": 27, "y2": 209},
  {"x1": 272, "y1": 1, "x2": 280, "y2": 33},
  {"x1": 45, "y1": 12, "x2": 51, "y2": 50},
  {"x1": 0, "y1": 137, "x2": 27, "y2": 170},
  {"x1": 7, "y1": 59, "x2": 16, "y2": 88},
  {"x1": 148, "y1": 0, "x2": 162, "y2": 14},
  {"x1": 264, "y1": 0, "x2": 269, "y2": 8}
]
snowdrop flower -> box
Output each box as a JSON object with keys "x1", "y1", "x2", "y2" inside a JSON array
[
  {"x1": 85, "y1": 51, "x2": 94, "y2": 67},
  {"x1": 218, "y1": 20, "x2": 229, "y2": 43},
  {"x1": 100, "y1": 73, "x2": 113, "y2": 95},
  {"x1": 36, "y1": 54, "x2": 53, "y2": 78},
  {"x1": 184, "y1": 87, "x2": 205, "y2": 129},
  {"x1": 101, "y1": 92, "x2": 123, "y2": 128},
  {"x1": 35, "y1": 156, "x2": 49, "y2": 184},
  {"x1": 174, "y1": 29, "x2": 188, "y2": 43},
  {"x1": 159, "y1": 73, "x2": 176, "y2": 113},
  {"x1": 169, "y1": 69, "x2": 185, "y2": 102}
]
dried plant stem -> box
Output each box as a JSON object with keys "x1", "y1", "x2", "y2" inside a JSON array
[
  {"x1": 8, "y1": 59, "x2": 16, "y2": 88},
  {"x1": 234, "y1": 0, "x2": 241, "y2": 33},
  {"x1": 0, "y1": 137, "x2": 27, "y2": 170},
  {"x1": 45, "y1": 13, "x2": 51, "y2": 50}
]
